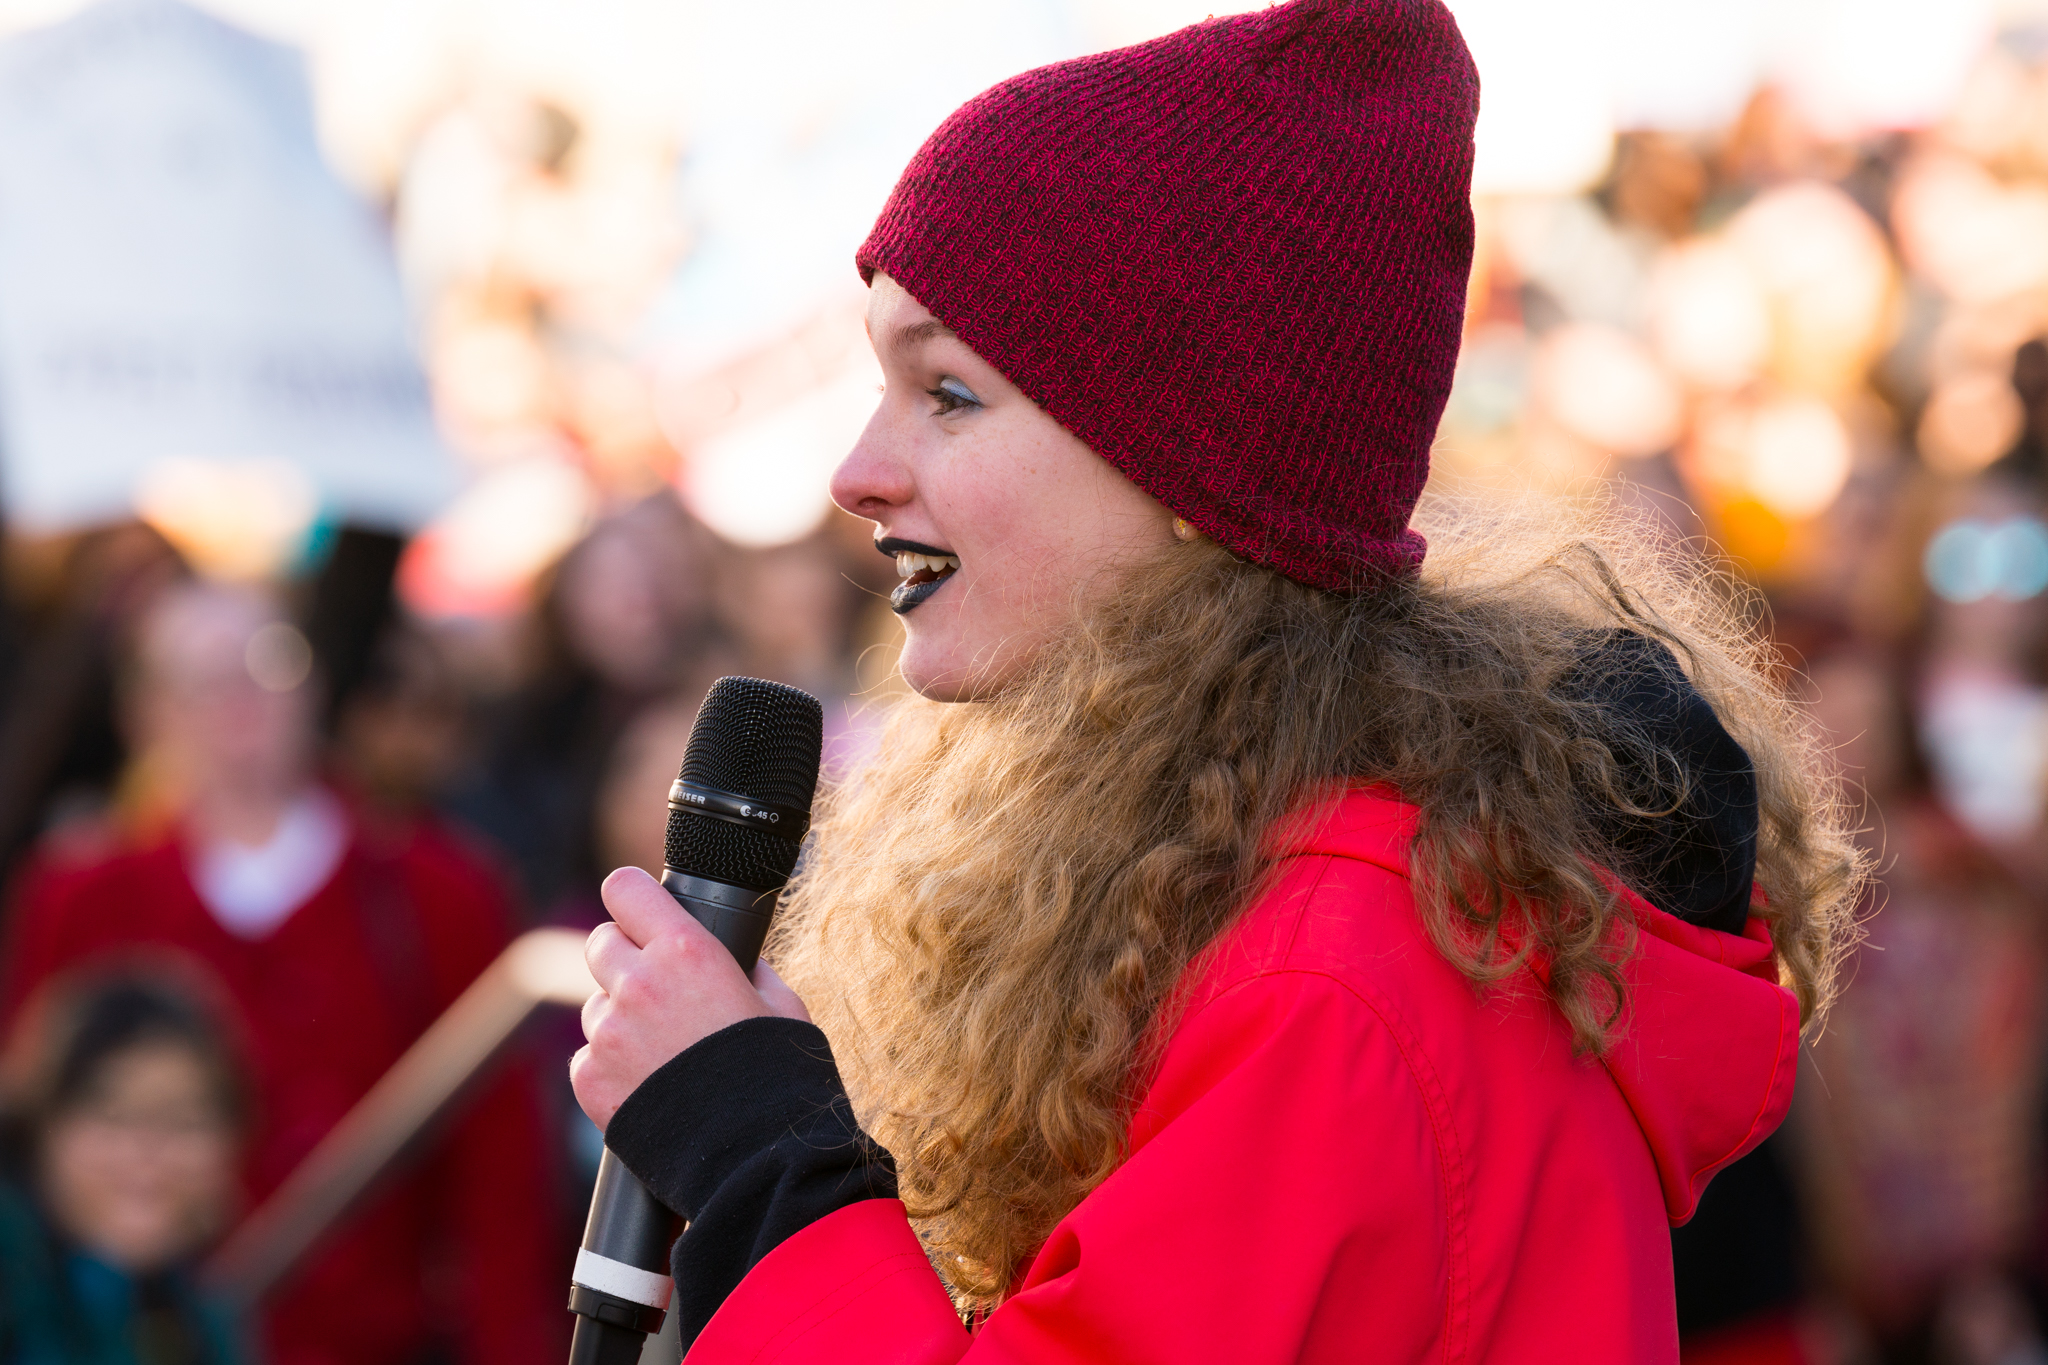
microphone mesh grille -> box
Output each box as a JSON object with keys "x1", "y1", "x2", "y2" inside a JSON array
[
  {"x1": 662, "y1": 814, "x2": 801, "y2": 892},
  {"x1": 679, "y1": 677, "x2": 824, "y2": 812},
  {"x1": 664, "y1": 677, "x2": 824, "y2": 892}
]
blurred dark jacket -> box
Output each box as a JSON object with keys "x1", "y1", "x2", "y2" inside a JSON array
[{"x1": 0, "y1": 1182, "x2": 241, "y2": 1365}]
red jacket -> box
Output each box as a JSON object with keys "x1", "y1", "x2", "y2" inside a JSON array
[
  {"x1": 2, "y1": 804, "x2": 565, "y2": 1365},
  {"x1": 688, "y1": 790, "x2": 1797, "y2": 1363}
]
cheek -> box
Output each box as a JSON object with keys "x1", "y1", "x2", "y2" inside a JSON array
[
  {"x1": 930, "y1": 445, "x2": 1081, "y2": 598},
  {"x1": 44, "y1": 1126, "x2": 119, "y2": 1201},
  {"x1": 916, "y1": 491, "x2": 1065, "y2": 664},
  {"x1": 171, "y1": 1136, "x2": 238, "y2": 1197},
  {"x1": 896, "y1": 408, "x2": 1163, "y2": 701}
]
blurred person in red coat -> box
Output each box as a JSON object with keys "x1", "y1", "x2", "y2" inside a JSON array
[{"x1": 2, "y1": 580, "x2": 562, "y2": 1365}]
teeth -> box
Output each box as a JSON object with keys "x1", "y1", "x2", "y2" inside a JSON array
[{"x1": 894, "y1": 552, "x2": 959, "y2": 578}]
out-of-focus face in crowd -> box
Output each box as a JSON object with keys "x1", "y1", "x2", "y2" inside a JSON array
[
  {"x1": 11, "y1": 981, "x2": 244, "y2": 1274},
  {"x1": 555, "y1": 499, "x2": 715, "y2": 692},
  {"x1": 716, "y1": 538, "x2": 851, "y2": 689},
  {"x1": 41, "y1": 1034, "x2": 238, "y2": 1270},
  {"x1": 126, "y1": 583, "x2": 316, "y2": 815}
]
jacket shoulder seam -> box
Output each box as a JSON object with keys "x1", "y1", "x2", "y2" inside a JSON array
[{"x1": 1274, "y1": 839, "x2": 1414, "y2": 883}]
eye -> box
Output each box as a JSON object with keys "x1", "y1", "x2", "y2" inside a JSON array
[{"x1": 926, "y1": 376, "x2": 982, "y2": 416}]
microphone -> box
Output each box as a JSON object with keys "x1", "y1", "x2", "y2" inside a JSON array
[{"x1": 567, "y1": 677, "x2": 824, "y2": 1365}]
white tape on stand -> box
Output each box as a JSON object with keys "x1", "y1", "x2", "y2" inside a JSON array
[{"x1": 573, "y1": 1248, "x2": 674, "y2": 1309}]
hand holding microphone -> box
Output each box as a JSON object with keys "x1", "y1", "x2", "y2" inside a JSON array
[
  {"x1": 566, "y1": 677, "x2": 824, "y2": 1365},
  {"x1": 573, "y1": 870, "x2": 809, "y2": 1128}
]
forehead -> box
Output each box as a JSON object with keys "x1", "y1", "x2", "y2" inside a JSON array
[
  {"x1": 865, "y1": 273, "x2": 953, "y2": 353},
  {"x1": 141, "y1": 588, "x2": 272, "y2": 679},
  {"x1": 81, "y1": 1039, "x2": 214, "y2": 1098}
]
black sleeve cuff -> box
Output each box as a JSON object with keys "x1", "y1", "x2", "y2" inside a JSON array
[{"x1": 604, "y1": 1016, "x2": 899, "y2": 1347}]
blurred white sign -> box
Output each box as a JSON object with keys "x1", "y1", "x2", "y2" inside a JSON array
[{"x1": 0, "y1": 0, "x2": 457, "y2": 534}]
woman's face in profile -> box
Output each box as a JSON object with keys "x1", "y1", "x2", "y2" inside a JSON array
[
  {"x1": 830, "y1": 273, "x2": 1175, "y2": 701},
  {"x1": 41, "y1": 1042, "x2": 238, "y2": 1272}
]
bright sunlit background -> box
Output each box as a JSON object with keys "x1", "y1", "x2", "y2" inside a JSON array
[
  {"x1": 0, "y1": 0, "x2": 2032, "y2": 613},
  {"x1": 9, "y1": 8, "x2": 2048, "y2": 1357}
]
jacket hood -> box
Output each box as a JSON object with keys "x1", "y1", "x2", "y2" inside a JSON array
[
  {"x1": 1288, "y1": 791, "x2": 1800, "y2": 1225},
  {"x1": 1594, "y1": 890, "x2": 1797, "y2": 1222}
]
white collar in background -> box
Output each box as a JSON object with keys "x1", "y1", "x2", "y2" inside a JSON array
[{"x1": 192, "y1": 788, "x2": 351, "y2": 940}]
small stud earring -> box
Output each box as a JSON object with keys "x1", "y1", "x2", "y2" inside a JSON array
[{"x1": 1172, "y1": 517, "x2": 1200, "y2": 542}]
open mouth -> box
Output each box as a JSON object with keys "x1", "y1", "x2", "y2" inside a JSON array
[{"x1": 878, "y1": 538, "x2": 960, "y2": 614}]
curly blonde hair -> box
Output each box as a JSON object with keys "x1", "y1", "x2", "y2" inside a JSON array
[{"x1": 772, "y1": 499, "x2": 1862, "y2": 1302}]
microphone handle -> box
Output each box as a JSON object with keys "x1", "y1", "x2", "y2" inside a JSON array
[{"x1": 567, "y1": 871, "x2": 783, "y2": 1365}]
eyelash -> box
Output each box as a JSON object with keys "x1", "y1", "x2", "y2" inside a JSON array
[{"x1": 926, "y1": 381, "x2": 980, "y2": 416}]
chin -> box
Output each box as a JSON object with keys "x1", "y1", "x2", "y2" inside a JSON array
[
  {"x1": 898, "y1": 639, "x2": 994, "y2": 704},
  {"x1": 900, "y1": 659, "x2": 976, "y2": 704}
]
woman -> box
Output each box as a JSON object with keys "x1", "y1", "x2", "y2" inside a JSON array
[
  {"x1": 570, "y1": 3, "x2": 1861, "y2": 1360},
  {"x1": 0, "y1": 975, "x2": 245, "y2": 1365}
]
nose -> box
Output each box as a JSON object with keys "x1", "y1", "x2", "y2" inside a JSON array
[{"x1": 829, "y1": 401, "x2": 915, "y2": 523}]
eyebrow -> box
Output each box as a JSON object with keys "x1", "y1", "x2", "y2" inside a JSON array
[{"x1": 887, "y1": 318, "x2": 955, "y2": 352}]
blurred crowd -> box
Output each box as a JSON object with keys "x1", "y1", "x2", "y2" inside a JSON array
[
  {"x1": 0, "y1": 502, "x2": 896, "y2": 1365},
  {"x1": 0, "y1": 12, "x2": 2045, "y2": 1365}
]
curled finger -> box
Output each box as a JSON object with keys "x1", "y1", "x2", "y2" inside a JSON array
[
  {"x1": 580, "y1": 988, "x2": 610, "y2": 1044},
  {"x1": 583, "y1": 921, "x2": 637, "y2": 993}
]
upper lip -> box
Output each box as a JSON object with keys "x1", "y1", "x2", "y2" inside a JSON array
[{"x1": 876, "y1": 537, "x2": 955, "y2": 558}]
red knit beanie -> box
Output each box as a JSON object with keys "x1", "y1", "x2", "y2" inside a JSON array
[{"x1": 857, "y1": 0, "x2": 1479, "y2": 590}]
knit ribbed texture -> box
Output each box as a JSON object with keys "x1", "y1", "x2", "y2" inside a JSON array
[{"x1": 857, "y1": 0, "x2": 1479, "y2": 590}]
